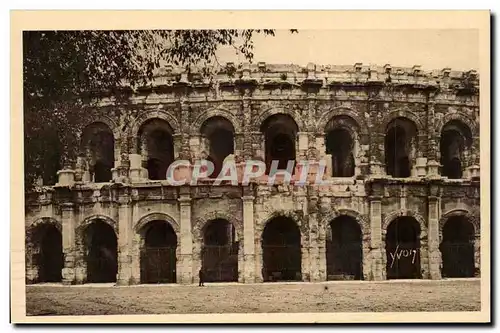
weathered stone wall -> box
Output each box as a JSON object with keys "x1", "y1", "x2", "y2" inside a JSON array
[{"x1": 25, "y1": 63, "x2": 481, "y2": 284}]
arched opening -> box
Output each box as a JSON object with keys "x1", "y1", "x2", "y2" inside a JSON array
[
  {"x1": 31, "y1": 224, "x2": 63, "y2": 282},
  {"x1": 200, "y1": 117, "x2": 235, "y2": 179},
  {"x1": 385, "y1": 216, "x2": 421, "y2": 279},
  {"x1": 260, "y1": 114, "x2": 298, "y2": 175},
  {"x1": 326, "y1": 216, "x2": 363, "y2": 280},
  {"x1": 439, "y1": 216, "x2": 475, "y2": 277},
  {"x1": 201, "y1": 219, "x2": 238, "y2": 282},
  {"x1": 81, "y1": 122, "x2": 115, "y2": 183},
  {"x1": 385, "y1": 118, "x2": 418, "y2": 178},
  {"x1": 140, "y1": 221, "x2": 177, "y2": 284},
  {"x1": 138, "y1": 119, "x2": 175, "y2": 180},
  {"x1": 261, "y1": 216, "x2": 301, "y2": 282},
  {"x1": 83, "y1": 220, "x2": 117, "y2": 283},
  {"x1": 440, "y1": 120, "x2": 473, "y2": 179},
  {"x1": 326, "y1": 128, "x2": 355, "y2": 177}
]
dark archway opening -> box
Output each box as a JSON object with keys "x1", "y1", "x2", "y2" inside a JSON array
[
  {"x1": 440, "y1": 216, "x2": 475, "y2": 277},
  {"x1": 385, "y1": 217, "x2": 421, "y2": 279},
  {"x1": 140, "y1": 221, "x2": 177, "y2": 283},
  {"x1": 34, "y1": 224, "x2": 63, "y2": 283},
  {"x1": 440, "y1": 120, "x2": 472, "y2": 179},
  {"x1": 84, "y1": 221, "x2": 118, "y2": 283},
  {"x1": 138, "y1": 119, "x2": 175, "y2": 181},
  {"x1": 94, "y1": 160, "x2": 112, "y2": 183},
  {"x1": 260, "y1": 114, "x2": 298, "y2": 175},
  {"x1": 202, "y1": 219, "x2": 238, "y2": 282},
  {"x1": 81, "y1": 122, "x2": 115, "y2": 183},
  {"x1": 262, "y1": 216, "x2": 301, "y2": 282},
  {"x1": 201, "y1": 117, "x2": 235, "y2": 179},
  {"x1": 326, "y1": 216, "x2": 363, "y2": 280},
  {"x1": 385, "y1": 118, "x2": 417, "y2": 178},
  {"x1": 326, "y1": 128, "x2": 355, "y2": 177}
]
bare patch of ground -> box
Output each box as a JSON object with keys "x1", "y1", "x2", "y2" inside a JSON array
[{"x1": 26, "y1": 279, "x2": 480, "y2": 316}]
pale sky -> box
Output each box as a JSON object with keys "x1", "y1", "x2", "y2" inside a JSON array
[{"x1": 216, "y1": 29, "x2": 479, "y2": 71}]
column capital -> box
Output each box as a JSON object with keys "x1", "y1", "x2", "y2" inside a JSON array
[
  {"x1": 242, "y1": 195, "x2": 255, "y2": 202},
  {"x1": 60, "y1": 202, "x2": 75, "y2": 211},
  {"x1": 178, "y1": 197, "x2": 192, "y2": 206}
]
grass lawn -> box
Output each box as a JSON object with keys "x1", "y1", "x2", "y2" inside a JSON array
[{"x1": 26, "y1": 279, "x2": 481, "y2": 316}]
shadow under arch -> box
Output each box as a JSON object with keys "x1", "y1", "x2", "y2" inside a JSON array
[{"x1": 261, "y1": 214, "x2": 302, "y2": 282}]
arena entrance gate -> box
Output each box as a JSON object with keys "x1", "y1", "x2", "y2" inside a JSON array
[
  {"x1": 385, "y1": 216, "x2": 421, "y2": 279},
  {"x1": 32, "y1": 223, "x2": 63, "y2": 282},
  {"x1": 261, "y1": 216, "x2": 302, "y2": 282},
  {"x1": 326, "y1": 216, "x2": 363, "y2": 280},
  {"x1": 140, "y1": 221, "x2": 177, "y2": 283},
  {"x1": 84, "y1": 220, "x2": 118, "y2": 283},
  {"x1": 440, "y1": 216, "x2": 475, "y2": 277},
  {"x1": 201, "y1": 219, "x2": 238, "y2": 282}
]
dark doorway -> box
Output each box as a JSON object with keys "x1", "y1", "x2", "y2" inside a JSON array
[
  {"x1": 81, "y1": 122, "x2": 115, "y2": 183},
  {"x1": 201, "y1": 117, "x2": 235, "y2": 179},
  {"x1": 34, "y1": 224, "x2": 63, "y2": 283},
  {"x1": 262, "y1": 216, "x2": 302, "y2": 282},
  {"x1": 385, "y1": 118, "x2": 417, "y2": 178},
  {"x1": 84, "y1": 221, "x2": 118, "y2": 283},
  {"x1": 260, "y1": 114, "x2": 298, "y2": 175},
  {"x1": 140, "y1": 221, "x2": 177, "y2": 283},
  {"x1": 326, "y1": 128, "x2": 355, "y2": 177},
  {"x1": 440, "y1": 120, "x2": 472, "y2": 179},
  {"x1": 94, "y1": 160, "x2": 113, "y2": 183},
  {"x1": 202, "y1": 219, "x2": 238, "y2": 282},
  {"x1": 440, "y1": 216, "x2": 475, "y2": 277},
  {"x1": 138, "y1": 119, "x2": 175, "y2": 181},
  {"x1": 326, "y1": 216, "x2": 363, "y2": 280},
  {"x1": 385, "y1": 217, "x2": 421, "y2": 279}
]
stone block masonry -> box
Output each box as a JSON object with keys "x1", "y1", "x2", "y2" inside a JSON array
[{"x1": 25, "y1": 63, "x2": 481, "y2": 285}]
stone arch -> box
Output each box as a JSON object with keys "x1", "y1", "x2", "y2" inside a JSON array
[
  {"x1": 436, "y1": 111, "x2": 478, "y2": 137},
  {"x1": 317, "y1": 107, "x2": 368, "y2": 136},
  {"x1": 253, "y1": 107, "x2": 306, "y2": 132},
  {"x1": 190, "y1": 107, "x2": 242, "y2": 134},
  {"x1": 27, "y1": 217, "x2": 62, "y2": 236},
  {"x1": 261, "y1": 210, "x2": 306, "y2": 233},
  {"x1": 439, "y1": 209, "x2": 480, "y2": 236},
  {"x1": 382, "y1": 210, "x2": 428, "y2": 239},
  {"x1": 323, "y1": 115, "x2": 363, "y2": 177},
  {"x1": 129, "y1": 110, "x2": 180, "y2": 141},
  {"x1": 81, "y1": 116, "x2": 121, "y2": 141},
  {"x1": 381, "y1": 109, "x2": 424, "y2": 135},
  {"x1": 193, "y1": 211, "x2": 243, "y2": 243},
  {"x1": 25, "y1": 217, "x2": 63, "y2": 283},
  {"x1": 77, "y1": 214, "x2": 118, "y2": 235},
  {"x1": 260, "y1": 211, "x2": 304, "y2": 282},
  {"x1": 135, "y1": 212, "x2": 180, "y2": 235},
  {"x1": 320, "y1": 209, "x2": 370, "y2": 240}
]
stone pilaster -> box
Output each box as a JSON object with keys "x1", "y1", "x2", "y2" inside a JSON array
[
  {"x1": 129, "y1": 203, "x2": 141, "y2": 284},
  {"x1": 242, "y1": 195, "x2": 256, "y2": 283},
  {"x1": 297, "y1": 132, "x2": 309, "y2": 161},
  {"x1": 427, "y1": 195, "x2": 442, "y2": 279},
  {"x1": 117, "y1": 194, "x2": 132, "y2": 285},
  {"x1": 234, "y1": 132, "x2": 244, "y2": 160},
  {"x1": 474, "y1": 233, "x2": 481, "y2": 277},
  {"x1": 308, "y1": 211, "x2": 321, "y2": 282},
  {"x1": 61, "y1": 203, "x2": 76, "y2": 285},
  {"x1": 178, "y1": 193, "x2": 193, "y2": 284},
  {"x1": 369, "y1": 133, "x2": 385, "y2": 176},
  {"x1": 369, "y1": 183, "x2": 385, "y2": 280}
]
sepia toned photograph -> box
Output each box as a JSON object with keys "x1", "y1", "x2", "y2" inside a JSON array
[{"x1": 10, "y1": 10, "x2": 490, "y2": 324}]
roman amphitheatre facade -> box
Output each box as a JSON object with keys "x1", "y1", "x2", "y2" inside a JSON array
[{"x1": 25, "y1": 62, "x2": 481, "y2": 285}]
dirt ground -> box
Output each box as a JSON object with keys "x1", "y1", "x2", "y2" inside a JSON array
[{"x1": 26, "y1": 279, "x2": 480, "y2": 316}]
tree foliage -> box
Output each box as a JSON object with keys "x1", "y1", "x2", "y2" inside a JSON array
[{"x1": 23, "y1": 29, "x2": 296, "y2": 189}]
